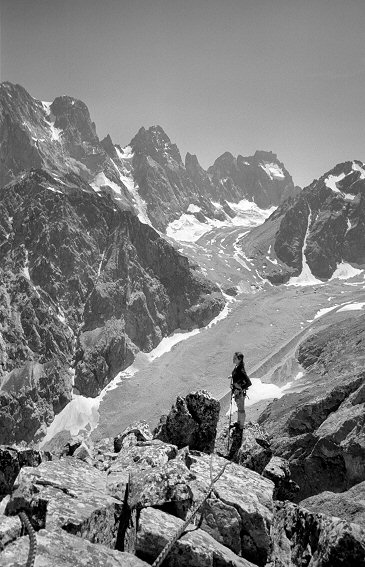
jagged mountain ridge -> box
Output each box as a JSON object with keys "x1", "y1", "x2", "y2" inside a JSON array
[
  {"x1": 0, "y1": 82, "x2": 298, "y2": 232},
  {"x1": 240, "y1": 160, "x2": 365, "y2": 283},
  {"x1": 0, "y1": 168, "x2": 224, "y2": 444}
]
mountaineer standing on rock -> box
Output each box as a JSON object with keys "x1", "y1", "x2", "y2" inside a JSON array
[{"x1": 229, "y1": 351, "x2": 252, "y2": 430}]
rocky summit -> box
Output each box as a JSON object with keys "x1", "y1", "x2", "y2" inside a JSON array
[{"x1": 1, "y1": 389, "x2": 364, "y2": 566}]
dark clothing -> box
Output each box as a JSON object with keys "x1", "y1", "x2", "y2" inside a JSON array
[{"x1": 231, "y1": 361, "x2": 251, "y2": 391}]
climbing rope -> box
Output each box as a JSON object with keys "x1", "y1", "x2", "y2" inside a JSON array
[
  {"x1": 18, "y1": 511, "x2": 37, "y2": 567},
  {"x1": 151, "y1": 457, "x2": 230, "y2": 567}
]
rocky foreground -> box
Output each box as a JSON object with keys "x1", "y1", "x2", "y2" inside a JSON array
[{"x1": 1, "y1": 386, "x2": 364, "y2": 566}]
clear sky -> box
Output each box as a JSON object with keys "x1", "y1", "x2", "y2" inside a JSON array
[{"x1": 1, "y1": 0, "x2": 364, "y2": 187}]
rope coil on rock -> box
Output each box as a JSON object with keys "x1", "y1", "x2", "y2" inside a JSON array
[
  {"x1": 151, "y1": 458, "x2": 230, "y2": 567},
  {"x1": 18, "y1": 511, "x2": 37, "y2": 567}
]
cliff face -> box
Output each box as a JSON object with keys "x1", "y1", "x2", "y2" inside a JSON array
[
  {"x1": 0, "y1": 169, "x2": 224, "y2": 442},
  {"x1": 258, "y1": 313, "x2": 365, "y2": 500},
  {"x1": 207, "y1": 150, "x2": 299, "y2": 209},
  {"x1": 241, "y1": 160, "x2": 365, "y2": 283}
]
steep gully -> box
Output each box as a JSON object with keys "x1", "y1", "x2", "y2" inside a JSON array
[{"x1": 42, "y1": 221, "x2": 365, "y2": 444}]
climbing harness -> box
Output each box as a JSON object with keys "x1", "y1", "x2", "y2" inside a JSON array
[
  {"x1": 18, "y1": 511, "x2": 37, "y2": 567},
  {"x1": 151, "y1": 457, "x2": 230, "y2": 567}
]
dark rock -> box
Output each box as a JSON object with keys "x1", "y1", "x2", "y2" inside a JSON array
[
  {"x1": 234, "y1": 424, "x2": 272, "y2": 473},
  {"x1": 300, "y1": 481, "x2": 365, "y2": 526},
  {"x1": 259, "y1": 315, "x2": 365, "y2": 501},
  {"x1": 153, "y1": 390, "x2": 220, "y2": 453},
  {"x1": 208, "y1": 150, "x2": 297, "y2": 209},
  {"x1": 73, "y1": 441, "x2": 93, "y2": 463},
  {"x1": 241, "y1": 160, "x2": 365, "y2": 283},
  {"x1": 114, "y1": 421, "x2": 153, "y2": 452},
  {"x1": 263, "y1": 456, "x2": 300, "y2": 501},
  {"x1": 0, "y1": 446, "x2": 45, "y2": 498},
  {"x1": 269, "y1": 500, "x2": 365, "y2": 567},
  {"x1": 5, "y1": 477, "x2": 47, "y2": 530}
]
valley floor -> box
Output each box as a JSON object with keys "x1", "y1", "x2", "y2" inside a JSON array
[{"x1": 93, "y1": 275, "x2": 365, "y2": 441}]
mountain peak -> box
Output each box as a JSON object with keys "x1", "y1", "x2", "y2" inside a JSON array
[
  {"x1": 130, "y1": 125, "x2": 183, "y2": 166},
  {"x1": 253, "y1": 150, "x2": 278, "y2": 162}
]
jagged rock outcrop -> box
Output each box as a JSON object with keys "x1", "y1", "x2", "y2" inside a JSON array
[
  {"x1": 300, "y1": 481, "x2": 365, "y2": 526},
  {"x1": 137, "y1": 507, "x2": 256, "y2": 566},
  {"x1": 0, "y1": 446, "x2": 48, "y2": 498},
  {"x1": 2, "y1": 529, "x2": 149, "y2": 566},
  {"x1": 241, "y1": 160, "x2": 365, "y2": 283},
  {"x1": 258, "y1": 313, "x2": 365, "y2": 500},
  {"x1": 269, "y1": 501, "x2": 365, "y2": 567},
  {"x1": 0, "y1": 168, "x2": 224, "y2": 441},
  {"x1": 2, "y1": 385, "x2": 365, "y2": 567},
  {"x1": 153, "y1": 390, "x2": 220, "y2": 453},
  {"x1": 263, "y1": 456, "x2": 300, "y2": 502}
]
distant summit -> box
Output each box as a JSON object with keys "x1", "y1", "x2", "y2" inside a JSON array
[
  {"x1": 0, "y1": 82, "x2": 299, "y2": 232},
  {"x1": 240, "y1": 160, "x2": 365, "y2": 282}
]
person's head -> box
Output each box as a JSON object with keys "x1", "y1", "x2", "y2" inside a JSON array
[{"x1": 233, "y1": 351, "x2": 244, "y2": 364}]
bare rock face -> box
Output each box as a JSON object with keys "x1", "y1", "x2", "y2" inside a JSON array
[
  {"x1": 263, "y1": 456, "x2": 300, "y2": 501},
  {"x1": 137, "y1": 507, "x2": 256, "y2": 567},
  {"x1": 0, "y1": 515, "x2": 21, "y2": 552},
  {"x1": 0, "y1": 446, "x2": 47, "y2": 498},
  {"x1": 241, "y1": 160, "x2": 365, "y2": 283},
  {"x1": 207, "y1": 150, "x2": 297, "y2": 209},
  {"x1": 259, "y1": 314, "x2": 365, "y2": 501},
  {"x1": 269, "y1": 501, "x2": 365, "y2": 567},
  {"x1": 188, "y1": 452, "x2": 274, "y2": 566},
  {"x1": 0, "y1": 167, "x2": 224, "y2": 441},
  {"x1": 234, "y1": 424, "x2": 272, "y2": 473},
  {"x1": 114, "y1": 421, "x2": 153, "y2": 452},
  {"x1": 1, "y1": 529, "x2": 149, "y2": 566},
  {"x1": 153, "y1": 390, "x2": 220, "y2": 453},
  {"x1": 6, "y1": 458, "x2": 123, "y2": 548},
  {"x1": 300, "y1": 481, "x2": 365, "y2": 527}
]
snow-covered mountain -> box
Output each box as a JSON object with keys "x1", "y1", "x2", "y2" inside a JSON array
[
  {"x1": 0, "y1": 82, "x2": 299, "y2": 234},
  {"x1": 240, "y1": 160, "x2": 365, "y2": 283}
]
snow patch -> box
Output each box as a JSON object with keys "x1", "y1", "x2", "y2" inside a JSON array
[
  {"x1": 115, "y1": 145, "x2": 134, "y2": 160},
  {"x1": 167, "y1": 199, "x2": 274, "y2": 243},
  {"x1": 23, "y1": 249, "x2": 30, "y2": 280},
  {"x1": 310, "y1": 305, "x2": 339, "y2": 321},
  {"x1": 287, "y1": 207, "x2": 324, "y2": 287},
  {"x1": 111, "y1": 154, "x2": 151, "y2": 226},
  {"x1": 337, "y1": 302, "x2": 365, "y2": 312},
  {"x1": 41, "y1": 297, "x2": 231, "y2": 444},
  {"x1": 325, "y1": 171, "x2": 356, "y2": 200},
  {"x1": 227, "y1": 379, "x2": 283, "y2": 416},
  {"x1": 352, "y1": 161, "x2": 365, "y2": 179},
  {"x1": 187, "y1": 204, "x2": 201, "y2": 213},
  {"x1": 259, "y1": 162, "x2": 285, "y2": 180},
  {"x1": 90, "y1": 172, "x2": 122, "y2": 195},
  {"x1": 47, "y1": 186, "x2": 62, "y2": 194},
  {"x1": 42, "y1": 101, "x2": 62, "y2": 142},
  {"x1": 325, "y1": 172, "x2": 346, "y2": 193},
  {"x1": 330, "y1": 262, "x2": 363, "y2": 280}
]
